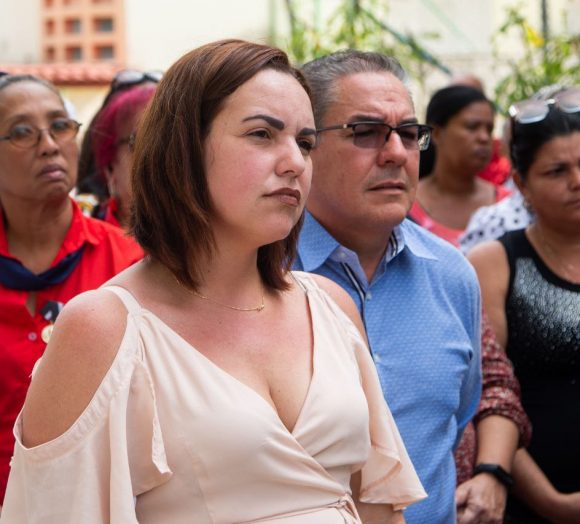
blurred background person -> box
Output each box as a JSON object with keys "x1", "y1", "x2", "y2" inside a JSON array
[
  {"x1": 469, "y1": 86, "x2": 580, "y2": 523},
  {"x1": 75, "y1": 70, "x2": 162, "y2": 217},
  {"x1": 460, "y1": 85, "x2": 572, "y2": 254},
  {"x1": 411, "y1": 85, "x2": 510, "y2": 247},
  {"x1": 0, "y1": 74, "x2": 143, "y2": 506},
  {"x1": 449, "y1": 72, "x2": 512, "y2": 189},
  {"x1": 90, "y1": 84, "x2": 156, "y2": 229}
]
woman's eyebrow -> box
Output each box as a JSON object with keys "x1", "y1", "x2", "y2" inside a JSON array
[
  {"x1": 242, "y1": 114, "x2": 284, "y2": 130},
  {"x1": 299, "y1": 127, "x2": 316, "y2": 136}
]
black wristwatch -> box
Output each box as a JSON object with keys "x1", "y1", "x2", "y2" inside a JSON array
[{"x1": 472, "y1": 463, "x2": 514, "y2": 488}]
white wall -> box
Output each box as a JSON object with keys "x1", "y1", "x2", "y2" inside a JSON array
[
  {"x1": 0, "y1": 0, "x2": 42, "y2": 63},
  {"x1": 123, "y1": 0, "x2": 277, "y2": 70}
]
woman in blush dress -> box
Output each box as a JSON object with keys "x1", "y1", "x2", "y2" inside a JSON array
[{"x1": 2, "y1": 40, "x2": 425, "y2": 523}]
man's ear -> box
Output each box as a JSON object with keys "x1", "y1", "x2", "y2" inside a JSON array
[{"x1": 431, "y1": 125, "x2": 441, "y2": 146}]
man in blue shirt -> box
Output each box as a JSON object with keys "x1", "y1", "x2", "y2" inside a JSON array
[{"x1": 296, "y1": 50, "x2": 482, "y2": 523}]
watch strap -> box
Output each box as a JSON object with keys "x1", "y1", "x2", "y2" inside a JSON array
[{"x1": 472, "y1": 463, "x2": 514, "y2": 488}]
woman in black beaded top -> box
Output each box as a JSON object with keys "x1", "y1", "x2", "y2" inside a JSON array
[{"x1": 469, "y1": 87, "x2": 580, "y2": 524}]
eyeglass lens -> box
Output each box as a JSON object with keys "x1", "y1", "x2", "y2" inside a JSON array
[
  {"x1": 351, "y1": 123, "x2": 430, "y2": 151},
  {"x1": 6, "y1": 119, "x2": 80, "y2": 148}
]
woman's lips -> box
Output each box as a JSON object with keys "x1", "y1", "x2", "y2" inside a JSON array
[
  {"x1": 38, "y1": 163, "x2": 66, "y2": 180},
  {"x1": 266, "y1": 188, "x2": 301, "y2": 207}
]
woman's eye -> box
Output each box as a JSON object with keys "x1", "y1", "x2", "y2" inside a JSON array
[
  {"x1": 297, "y1": 138, "x2": 315, "y2": 154},
  {"x1": 50, "y1": 119, "x2": 71, "y2": 132},
  {"x1": 11, "y1": 125, "x2": 35, "y2": 139},
  {"x1": 545, "y1": 166, "x2": 566, "y2": 177},
  {"x1": 248, "y1": 129, "x2": 271, "y2": 139}
]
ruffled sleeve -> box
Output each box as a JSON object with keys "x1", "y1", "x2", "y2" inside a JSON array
[
  {"x1": 1, "y1": 317, "x2": 172, "y2": 523},
  {"x1": 350, "y1": 326, "x2": 428, "y2": 510}
]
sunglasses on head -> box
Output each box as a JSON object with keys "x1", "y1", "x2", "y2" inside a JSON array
[
  {"x1": 508, "y1": 87, "x2": 580, "y2": 124},
  {"x1": 110, "y1": 69, "x2": 163, "y2": 94}
]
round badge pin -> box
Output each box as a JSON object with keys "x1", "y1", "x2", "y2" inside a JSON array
[{"x1": 41, "y1": 324, "x2": 54, "y2": 344}]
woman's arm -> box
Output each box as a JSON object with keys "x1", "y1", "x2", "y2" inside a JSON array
[
  {"x1": 456, "y1": 416, "x2": 519, "y2": 524},
  {"x1": 467, "y1": 240, "x2": 510, "y2": 348},
  {"x1": 511, "y1": 449, "x2": 580, "y2": 524},
  {"x1": 22, "y1": 289, "x2": 127, "y2": 446},
  {"x1": 351, "y1": 471, "x2": 405, "y2": 524}
]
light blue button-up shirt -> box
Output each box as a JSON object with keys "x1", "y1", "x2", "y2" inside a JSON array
[{"x1": 295, "y1": 212, "x2": 482, "y2": 524}]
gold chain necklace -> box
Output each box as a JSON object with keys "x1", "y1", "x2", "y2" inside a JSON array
[
  {"x1": 175, "y1": 277, "x2": 265, "y2": 312},
  {"x1": 534, "y1": 227, "x2": 580, "y2": 283}
]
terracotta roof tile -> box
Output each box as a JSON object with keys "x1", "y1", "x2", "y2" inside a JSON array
[{"x1": 0, "y1": 63, "x2": 123, "y2": 86}]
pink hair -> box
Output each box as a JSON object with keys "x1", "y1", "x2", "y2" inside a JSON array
[{"x1": 91, "y1": 84, "x2": 156, "y2": 175}]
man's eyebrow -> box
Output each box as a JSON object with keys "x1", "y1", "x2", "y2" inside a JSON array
[
  {"x1": 347, "y1": 115, "x2": 419, "y2": 125},
  {"x1": 242, "y1": 114, "x2": 284, "y2": 130}
]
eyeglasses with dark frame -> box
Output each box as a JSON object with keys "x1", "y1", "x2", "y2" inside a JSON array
[
  {"x1": 0, "y1": 118, "x2": 82, "y2": 149},
  {"x1": 316, "y1": 121, "x2": 432, "y2": 151},
  {"x1": 508, "y1": 87, "x2": 580, "y2": 124}
]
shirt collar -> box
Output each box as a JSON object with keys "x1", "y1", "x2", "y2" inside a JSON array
[
  {"x1": 297, "y1": 211, "x2": 342, "y2": 272},
  {"x1": 0, "y1": 198, "x2": 101, "y2": 263},
  {"x1": 298, "y1": 212, "x2": 438, "y2": 272}
]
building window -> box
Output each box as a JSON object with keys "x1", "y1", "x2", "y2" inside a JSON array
[
  {"x1": 45, "y1": 46, "x2": 56, "y2": 62},
  {"x1": 66, "y1": 46, "x2": 83, "y2": 61},
  {"x1": 45, "y1": 19, "x2": 55, "y2": 35},
  {"x1": 94, "y1": 17, "x2": 114, "y2": 32},
  {"x1": 65, "y1": 18, "x2": 82, "y2": 33},
  {"x1": 95, "y1": 45, "x2": 114, "y2": 60}
]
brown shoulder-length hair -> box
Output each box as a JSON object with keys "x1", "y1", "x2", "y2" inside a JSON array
[{"x1": 130, "y1": 39, "x2": 312, "y2": 292}]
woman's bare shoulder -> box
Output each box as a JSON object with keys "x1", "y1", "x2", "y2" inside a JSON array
[
  {"x1": 22, "y1": 288, "x2": 130, "y2": 447},
  {"x1": 467, "y1": 239, "x2": 507, "y2": 269}
]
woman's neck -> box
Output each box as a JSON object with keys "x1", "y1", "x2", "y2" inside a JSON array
[
  {"x1": 2, "y1": 196, "x2": 73, "y2": 271},
  {"x1": 528, "y1": 221, "x2": 580, "y2": 283},
  {"x1": 429, "y1": 165, "x2": 478, "y2": 195}
]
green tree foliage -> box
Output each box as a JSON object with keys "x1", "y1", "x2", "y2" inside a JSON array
[
  {"x1": 280, "y1": 0, "x2": 447, "y2": 87},
  {"x1": 492, "y1": 3, "x2": 580, "y2": 113}
]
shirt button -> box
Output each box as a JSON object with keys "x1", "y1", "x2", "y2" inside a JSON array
[
  {"x1": 339, "y1": 252, "x2": 347, "y2": 260},
  {"x1": 28, "y1": 332, "x2": 38, "y2": 341},
  {"x1": 366, "y1": 292, "x2": 372, "y2": 300}
]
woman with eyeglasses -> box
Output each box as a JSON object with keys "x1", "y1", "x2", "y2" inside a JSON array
[
  {"x1": 2, "y1": 41, "x2": 425, "y2": 523},
  {"x1": 76, "y1": 69, "x2": 161, "y2": 215},
  {"x1": 0, "y1": 74, "x2": 143, "y2": 507},
  {"x1": 90, "y1": 84, "x2": 156, "y2": 229},
  {"x1": 410, "y1": 85, "x2": 511, "y2": 247},
  {"x1": 468, "y1": 87, "x2": 580, "y2": 523}
]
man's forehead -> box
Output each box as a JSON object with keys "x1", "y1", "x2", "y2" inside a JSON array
[{"x1": 330, "y1": 71, "x2": 415, "y2": 119}]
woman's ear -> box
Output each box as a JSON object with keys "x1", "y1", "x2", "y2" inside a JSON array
[{"x1": 513, "y1": 170, "x2": 532, "y2": 210}]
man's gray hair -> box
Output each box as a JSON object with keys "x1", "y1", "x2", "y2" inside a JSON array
[{"x1": 301, "y1": 50, "x2": 409, "y2": 126}]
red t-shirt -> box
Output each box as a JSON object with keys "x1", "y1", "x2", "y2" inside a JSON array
[{"x1": 0, "y1": 199, "x2": 143, "y2": 501}]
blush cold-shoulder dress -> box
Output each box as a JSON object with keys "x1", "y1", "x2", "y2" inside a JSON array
[{"x1": 3, "y1": 272, "x2": 426, "y2": 523}]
